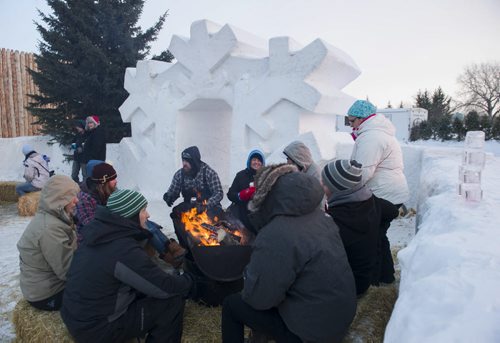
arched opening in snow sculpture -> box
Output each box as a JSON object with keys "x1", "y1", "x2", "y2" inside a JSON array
[
  {"x1": 177, "y1": 99, "x2": 233, "y2": 185},
  {"x1": 117, "y1": 20, "x2": 361, "y2": 197}
]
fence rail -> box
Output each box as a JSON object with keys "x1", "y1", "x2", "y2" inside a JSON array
[{"x1": 0, "y1": 48, "x2": 42, "y2": 137}]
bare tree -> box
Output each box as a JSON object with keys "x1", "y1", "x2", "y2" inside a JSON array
[{"x1": 457, "y1": 62, "x2": 500, "y2": 120}]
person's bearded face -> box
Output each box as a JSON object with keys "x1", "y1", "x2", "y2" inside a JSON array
[{"x1": 182, "y1": 160, "x2": 192, "y2": 173}]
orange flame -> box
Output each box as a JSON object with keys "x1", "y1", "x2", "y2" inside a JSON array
[
  {"x1": 180, "y1": 206, "x2": 220, "y2": 246},
  {"x1": 180, "y1": 206, "x2": 243, "y2": 246}
]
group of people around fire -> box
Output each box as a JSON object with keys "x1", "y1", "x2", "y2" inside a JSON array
[{"x1": 15, "y1": 99, "x2": 409, "y2": 343}]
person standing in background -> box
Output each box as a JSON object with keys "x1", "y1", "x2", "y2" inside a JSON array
[
  {"x1": 70, "y1": 119, "x2": 87, "y2": 184},
  {"x1": 283, "y1": 140, "x2": 320, "y2": 180},
  {"x1": 81, "y1": 115, "x2": 106, "y2": 180},
  {"x1": 347, "y1": 99, "x2": 409, "y2": 285}
]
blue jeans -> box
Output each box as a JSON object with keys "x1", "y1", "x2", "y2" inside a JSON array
[
  {"x1": 146, "y1": 220, "x2": 169, "y2": 255},
  {"x1": 16, "y1": 182, "x2": 40, "y2": 196}
]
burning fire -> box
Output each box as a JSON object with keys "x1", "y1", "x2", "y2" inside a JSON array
[{"x1": 181, "y1": 206, "x2": 243, "y2": 246}]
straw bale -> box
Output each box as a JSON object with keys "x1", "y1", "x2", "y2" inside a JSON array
[
  {"x1": 17, "y1": 191, "x2": 40, "y2": 216},
  {"x1": 182, "y1": 300, "x2": 223, "y2": 343},
  {"x1": 0, "y1": 181, "x2": 19, "y2": 203},
  {"x1": 12, "y1": 300, "x2": 74, "y2": 343}
]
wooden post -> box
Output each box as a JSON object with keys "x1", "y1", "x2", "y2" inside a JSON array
[
  {"x1": 0, "y1": 48, "x2": 4, "y2": 137},
  {"x1": 14, "y1": 51, "x2": 25, "y2": 136}
]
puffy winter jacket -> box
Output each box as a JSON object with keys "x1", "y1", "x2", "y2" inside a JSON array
[
  {"x1": 61, "y1": 206, "x2": 192, "y2": 340},
  {"x1": 22, "y1": 152, "x2": 50, "y2": 189},
  {"x1": 244, "y1": 164, "x2": 357, "y2": 342},
  {"x1": 17, "y1": 175, "x2": 79, "y2": 301},
  {"x1": 351, "y1": 114, "x2": 409, "y2": 204}
]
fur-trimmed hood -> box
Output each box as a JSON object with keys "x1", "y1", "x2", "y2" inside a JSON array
[{"x1": 248, "y1": 163, "x2": 324, "y2": 231}]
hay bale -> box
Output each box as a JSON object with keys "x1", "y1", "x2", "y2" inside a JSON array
[
  {"x1": 13, "y1": 299, "x2": 225, "y2": 343},
  {"x1": 17, "y1": 191, "x2": 40, "y2": 216},
  {"x1": 0, "y1": 181, "x2": 19, "y2": 203},
  {"x1": 12, "y1": 300, "x2": 74, "y2": 343},
  {"x1": 343, "y1": 284, "x2": 399, "y2": 343},
  {"x1": 182, "y1": 301, "x2": 222, "y2": 343}
]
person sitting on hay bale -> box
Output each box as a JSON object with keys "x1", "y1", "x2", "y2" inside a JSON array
[
  {"x1": 16, "y1": 175, "x2": 80, "y2": 311},
  {"x1": 75, "y1": 161, "x2": 186, "y2": 267},
  {"x1": 321, "y1": 159, "x2": 380, "y2": 296},
  {"x1": 61, "y1": 189, "x2": 196, "y2": 343},
  {"x1": 15, "y1": 144, "x2": 51, "y2": 196},
  {"x1": 227, "y1": 149, "x2": 265, "y2": 234},
  {"x1": 222, "y1": 164, "x2": 357, "y2": 343}
]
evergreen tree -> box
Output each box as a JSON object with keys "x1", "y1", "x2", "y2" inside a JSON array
[
  {"x1": 430, "y1": 87, "x2": 452, "y2": 119},
  {"x1": 452, "y1": 117, "x2": 466, "y2": 141},
  {"x1": 464, "y1": 111, "x2": 481, "y2": 132},
  {"x1": 415, "y1": 90, "x2": 432, "y2": 111},
  {"x1": 480, "y1": 114, "x2": 493, "y2": 140},
  {"x1": 399, "y1": 101, "x2": 404, "y2": 108},
  {"x1": 491, "y1": 116, "x2": 500, "y2": 140},
  {"x1": 28, "y1": 0, "x2": 167, "y2": 144},
  {"x1": 386, "y1": 101, "x2": 392, "y2": 108},
  {"x1": 436, "y1": 114, "x2": 452, "y2": 141}
]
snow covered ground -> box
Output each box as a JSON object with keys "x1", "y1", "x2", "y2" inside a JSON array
[{"x1": 1, "y1": 137, "x2": 499, "y2": 342}]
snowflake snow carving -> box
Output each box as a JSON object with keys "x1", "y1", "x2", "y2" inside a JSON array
[{"x1": 117, "y1": 20, "x2": 360, "y2": 197}]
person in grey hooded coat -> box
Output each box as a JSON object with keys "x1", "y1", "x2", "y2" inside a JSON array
[
  {"x1": 221, "y1": 163, "x2": 356, "y2": 343},
  {"x1": 283, "y1": 140, "x2": 320, "y2": 179}
]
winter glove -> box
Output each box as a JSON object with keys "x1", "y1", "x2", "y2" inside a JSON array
[
  {"x1": 238, "y1": 186, "x2": 256, "y2": 202},
  {"x1": 163, "y1": 192, "x2": 173, "y2": 207}
]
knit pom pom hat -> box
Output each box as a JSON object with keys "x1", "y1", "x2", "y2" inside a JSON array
[
  {"x1": 107, "y1": 189, "x2": 147, "y2": 219},
  {"x1": 347, "y1": 100, "x2": 377, "y2": 118},
  {"x1": 322, "y1": 159, "x2": 363, "y2": 193},
  {"x1": 86, "y1": 115, "x2": 100, "y2": 127}
]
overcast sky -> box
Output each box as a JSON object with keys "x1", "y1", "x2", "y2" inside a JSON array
[{"x1": 1, "y1": 0, "x2": 499, "y2": 108}]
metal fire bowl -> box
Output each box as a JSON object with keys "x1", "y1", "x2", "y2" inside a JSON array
[{"x1": 190, "y1": 244, "x2": 252, "y2": 282}]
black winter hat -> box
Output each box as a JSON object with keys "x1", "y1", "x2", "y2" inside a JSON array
[{"x1": 181, "y1": 146, "x2": 202, "y2": 175}]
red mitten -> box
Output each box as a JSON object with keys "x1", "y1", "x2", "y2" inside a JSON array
[{"x1": 238, "y1": 186, "x2": 256, "y2": 201}]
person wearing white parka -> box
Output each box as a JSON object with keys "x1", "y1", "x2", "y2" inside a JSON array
[{"x1": 347, "y1": 99, "x2": 409, "y2": 285}]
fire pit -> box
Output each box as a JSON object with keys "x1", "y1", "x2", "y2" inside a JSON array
[{"x1": 172, "y1": 205, "x2": 253, "y2": 306}]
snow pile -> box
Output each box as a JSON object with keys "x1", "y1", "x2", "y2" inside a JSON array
[{"x1": 385, "y1": 147, "x2": 500, "y2": 342}]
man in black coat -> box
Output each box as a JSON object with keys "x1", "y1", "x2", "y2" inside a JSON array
[
  {"x1": 81, "y1": 115, "x2": 106, "y2": 179},
  {"x1": 222, "y1": 164, "x2": 357, "y2": 343},
  {"x1": 226, "y1": 149, "x2": 265, "y2": 234},
  {"x1": 321, "y1": 159, "x2": 380, "y2": 296},
  {"x1": 61, "y1": 189, "x2": 194, "y2": 343}
]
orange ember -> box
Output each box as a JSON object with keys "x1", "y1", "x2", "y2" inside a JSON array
[{"x1": 180, "y1": 207, "x2": 243, "y2": 246}]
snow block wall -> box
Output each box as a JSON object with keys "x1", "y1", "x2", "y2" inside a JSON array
[
  {"x1": 385, "y1": 148, "x2": 500, "y2": 342},
  {"x1": 116, "y1": 20, "x2": 360, "y2": 197}
]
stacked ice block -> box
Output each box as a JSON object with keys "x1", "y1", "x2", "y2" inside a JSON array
[{"x1": 458, "y1": 131, "x2": 485, "y2": 201}]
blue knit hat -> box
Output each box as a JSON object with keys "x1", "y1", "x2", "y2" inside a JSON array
[
  {"x1": 86, "y1": 160, "x2": 105, "y2": 178},
  {"x1": 347, "y1": 100, "x2": 377, "y2": 118},
  {"x1": 107, "y1": 189, "x2": 147, "y2": 218}
]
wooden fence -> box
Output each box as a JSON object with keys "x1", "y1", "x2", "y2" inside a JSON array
[{"x1": 0, "y1": 48, "x2": 42, "y2": 137}]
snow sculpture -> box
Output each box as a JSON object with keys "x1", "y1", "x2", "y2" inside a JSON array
[
  {"x1": 117, "y1": 20, "x2": 360, "y2": 197},
  {"x1": 458, "y1": 131, "x2": 485, "y2": 201}
]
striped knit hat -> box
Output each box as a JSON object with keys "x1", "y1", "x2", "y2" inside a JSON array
[
  {"x1": 322, "y1": 159, "x2": 363, "y2": 193},
  {"x1": 107, "y1": 189, "x2": 147, "y2": 218}
]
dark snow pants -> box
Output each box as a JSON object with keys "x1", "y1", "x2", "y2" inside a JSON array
[
  {"x1": 222, "y1": 293, "x2": 302, "y2": 343},
  {"x1": 72, "y1": 296, "x2": 185, "y2": 343},
  {"x1": 28, "y1": 289, "x2": 64, "y2": 311},
  {"x1": 372, "y1": 197, "x2": 401, "y2": 285}
]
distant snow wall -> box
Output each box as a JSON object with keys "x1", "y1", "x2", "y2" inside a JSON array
[{"x1": 115, "y1": 20, "x2": 361, "y2": 198}]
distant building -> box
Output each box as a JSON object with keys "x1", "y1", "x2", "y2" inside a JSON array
[{"x1": 336, "y1": 107, "x2": 428, "y2": 142}]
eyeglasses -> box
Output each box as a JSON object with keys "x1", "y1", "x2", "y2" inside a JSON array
[{"x1": 348, "y1": 117, "x2": 357, "y2": 123}]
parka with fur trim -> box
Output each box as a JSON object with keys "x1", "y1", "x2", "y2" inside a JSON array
[{"x1": 244, "y1": 164, "x2": 357, "y2": 343}]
